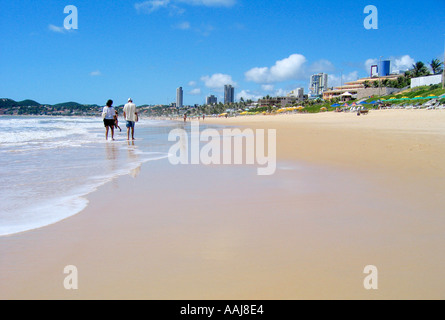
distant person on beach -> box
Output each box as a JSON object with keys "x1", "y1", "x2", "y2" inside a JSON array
[
  {"x1": 123, "y1": 98, "x2": 138, "y2": 141},
  {"x1": 115, "y1": 110, "x2": 122, "y2": 132},
  {"x1": 103, "y1": 99, "x2": 116, "y2": 141},
  {"x1": 184, "y1": 114, "x2": 187, "y2": 122}
]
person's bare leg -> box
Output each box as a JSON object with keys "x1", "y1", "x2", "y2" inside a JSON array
[
  {"x1": 131, "y1": 127, "x2": 135, "y2": 140},
  {"x1": 105, "y1": 126, "x2": 109, "y2": 140},
  {"x1": 111, "y1": 127, "x2": 115, "y2": 141},
  {"x1": 127, "y1": 127, "x2": 130, "y2": 141}
]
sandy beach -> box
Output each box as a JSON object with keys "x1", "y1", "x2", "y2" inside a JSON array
[{"x1": 1, "y1": 109, "x2": 445, "y2": 300}]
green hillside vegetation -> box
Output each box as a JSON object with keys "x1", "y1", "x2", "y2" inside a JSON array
[
  {"x1": 17, "y1": 99, "x2": 41, "y2": 107},
  {"x1": 363, "y1": 84, "x2": 445, "y2": 106},
  {"x1": 0, "y1": 98, "x2": 103, "y2": 116},
  {"x1": 0, "y1": 99, "x2": 19, "y2": 108}
]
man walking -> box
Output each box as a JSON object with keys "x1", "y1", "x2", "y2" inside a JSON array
[{"x1": 123, "y1": 98, "x2": 138, "y2": 141}]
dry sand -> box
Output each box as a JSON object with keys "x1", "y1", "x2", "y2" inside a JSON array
[{"x1": 1, "y1": 109, "x2": 445, "y2": 300}]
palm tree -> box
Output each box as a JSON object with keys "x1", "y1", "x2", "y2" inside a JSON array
[
  {"x1": 430, "y1": 59, "x2": 444, "y2": 75},
  {"x1": 412, "y1": 61, "x2": 430, "y2": 77}
]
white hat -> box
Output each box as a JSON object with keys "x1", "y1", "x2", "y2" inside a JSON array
[{"x1": 128, "y1": 98, "x2": 132, "y2": 102}]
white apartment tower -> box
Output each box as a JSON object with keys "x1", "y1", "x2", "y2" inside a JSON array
[
  {"x1": 177, "y1": 87, "x2": 183, "y2": 108},
  {"x1": 310, "y1": 73, "x2": 328, "y2": 96}
]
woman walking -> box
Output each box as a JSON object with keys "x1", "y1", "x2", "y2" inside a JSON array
[{"x1": 102, "y1": 99, "x2": 116, "y2": 141}]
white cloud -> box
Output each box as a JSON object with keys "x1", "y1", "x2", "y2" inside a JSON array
[
  {"x1": 364, "y1": 58, "x2": 379, "y2": 75},
  {"x1": 392, "y1": 55, "x2": 415, "y2": 73},
  {"x1": 188, "y1": 80, "x2": 197, "y2": 86},
  {"x1": 189, "y1": 88, "x2": 201, "y2": 95},
  {"x1": 196, "y1": 24, "x2": 214, "y2": 36},
  {"x1": 309, "y1": 59, "x2": 335, "y2": 73},
  {"x1": 245, "y1": 54, "x2": 307, "y2": 84},
  {"x1": 48, "y1": 24, "x2": 67, "y2": 33},
  {"x1": 135, "y1": 0, "x2": 235, "y2": 14},
  {"x1": 90, "y1": 70, "x2": 102, "y2": 76},
  {"x1": 261, "y1": 84, "x2": 274, "y2": 92},
  {"x1": 178, "y1": 0, "x2": 236, "y2": 7},
  {"x1": 174, "y1": 22, "x2": 214, "y2": 36},
  {"x1": 201, "y1": 73, "x2": 236, "y2": 90},
  {"x1": 274, "y1": 88, "x2": 288, "y2": 97},
  {"x1": 175, "y1": 21, "x2": 191, "y2": 30},
  {"x1": 236, "y1": 90, "x2": 263, "y2": 101},
  {"x1": 328, "y1": 71, "x2": 359, "y2": 88},
  {"x1": 135, "y1": 0, "x2": 171, "y2": 13}
]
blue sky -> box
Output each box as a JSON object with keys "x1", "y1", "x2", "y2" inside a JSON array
[{"x1": 1, "y1": 0, "x2": 444, "y2": 106}]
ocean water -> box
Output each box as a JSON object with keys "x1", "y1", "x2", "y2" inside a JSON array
[{"x1": 0, "y1": 116, "x2": 174, "y2": 236}]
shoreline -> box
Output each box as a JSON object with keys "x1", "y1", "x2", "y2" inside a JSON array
[{"x1": 1, "y1": 109, "x2": 445, "y2": 299}]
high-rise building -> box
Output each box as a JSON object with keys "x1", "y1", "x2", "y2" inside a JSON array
[
  {"x1": 309, "y1": 73, "x2": 328, "y2": 96},
  {"x1": 206, "y1": 95, "x2": 217, "y2": 105},
  {"x1": 288, "y1": 88, "x2": 304, "y2": 99},
  {"x1": 224, "y1": 85, "x2": 235, "y2": 104},
  {"x1": 176, "y1": 87, "x2": 183, "y2": 108}
]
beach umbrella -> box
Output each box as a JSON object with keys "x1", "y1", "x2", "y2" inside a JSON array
[
  {"x1": 331, "y1": 103, "x2": 340, "y2": 107},
  {"x1": 359, "y1": 101, "x2": 368, "y2": 104}
]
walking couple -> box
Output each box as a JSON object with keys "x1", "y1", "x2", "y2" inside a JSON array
[{"x1": 102, "y1": 98, "x2": 138, "y2": 141}]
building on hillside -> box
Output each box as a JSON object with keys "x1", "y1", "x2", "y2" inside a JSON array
[
  {"x1": 323, "y1": 75, "x2": 401, "y2": 100},
  {"x1": 411, "y1": 74, "x2": 443, "y2": 88}
]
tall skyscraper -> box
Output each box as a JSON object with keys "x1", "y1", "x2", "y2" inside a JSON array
[
  {"x1": 176, "y1": 87, "x2": 183, "y2": 108},
  {"x1": 309, "y1": 73, "x2": 328, "y2": 96},
  {"x1": 224, "y1": 85, "x2": 235, "y2": 104}
]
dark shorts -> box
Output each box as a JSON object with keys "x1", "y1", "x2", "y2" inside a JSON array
[
  {"x1": 126, "y1": 121, "x2": 136, "y2": 128},
  {"x1": 104, "y1": 119, "x2": 115, "y2": 127}
]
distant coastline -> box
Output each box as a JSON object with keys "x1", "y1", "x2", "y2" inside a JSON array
[{"x1": 3, "y1": 83, "x2": 444, "y2": 118}]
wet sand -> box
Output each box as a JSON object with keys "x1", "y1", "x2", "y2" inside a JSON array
[{"x1": 1, "y1": 109, "x2": 445, "y2": 300}]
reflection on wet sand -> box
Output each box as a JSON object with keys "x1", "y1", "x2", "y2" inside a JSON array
[
  {"x1": 127, "y1": 140, "x2": 141, "y2": 178},
  {"x1": 105, "y1": 142, "x2": 119, "y2": 168}
]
